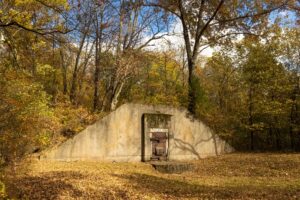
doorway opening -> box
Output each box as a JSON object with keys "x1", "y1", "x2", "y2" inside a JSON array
[
  {"x1": 141, "y1": 113, "x2": 171, "y2": 162},
  {"x1": 150, "y1": 132, "x2": 168, "y2": 161}
]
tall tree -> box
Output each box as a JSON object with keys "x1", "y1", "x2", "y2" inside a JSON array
[
  {"x1": 145, "y1": 0, "x2": 293, "y2": 114},
  {"x1": 69, "y1": 1, "x2": 93, "y2": 104},
  {"x1": 100, "y1": 0, "x2": 171, "y2": 111},
  {"x1": 280, "y1": 28, "x2": 300, "y2": 150}
]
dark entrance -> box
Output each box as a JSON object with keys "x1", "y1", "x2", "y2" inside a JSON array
[
  {"x1": 141, "y1": 113, "x2": 171, "y2": 162},
  {"x1": 151, "y1": 132, "x2": 168, "y2": 161}
]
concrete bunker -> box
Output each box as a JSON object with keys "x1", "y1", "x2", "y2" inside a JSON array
[
  {"x1": 142, "y1": 113, "x2": 171, "y2": 161},
  {"x1": 42, "y1": 104, "x2": 233, "y2": 162}
]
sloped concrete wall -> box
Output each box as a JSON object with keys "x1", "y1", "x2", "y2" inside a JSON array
[{"x1": 42, "y1": 104, "x2": 233, "y2": 161}]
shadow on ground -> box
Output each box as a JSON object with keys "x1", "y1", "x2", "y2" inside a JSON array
[
  {"x1": 7, "y1": 171, "x2": 84, "y2": 199},
  {"x1": 113, "y1": 173, "x2": 300, "y2": 199},
  {"x1": 7, "y1": 171, "x2": 131, "y2": 200},
  {"x1": 5, "y1": 154, "x2": 300, "y2": 200}
]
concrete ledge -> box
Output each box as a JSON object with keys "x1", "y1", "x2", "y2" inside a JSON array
[{"x1": 151, "y1": 161, "x2": 194, "y2": 174}]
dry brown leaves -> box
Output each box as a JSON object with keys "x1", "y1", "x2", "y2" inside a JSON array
[{"x1": 4, "y1": 153, "x2": 300, "y2": 200}]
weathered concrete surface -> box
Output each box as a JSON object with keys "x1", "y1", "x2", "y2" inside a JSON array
[
  {"x1": 151, "y1": 161, "x2": 195, "y2": 174},
  {"x1": 42, "y1": 104, "x2": 233, "y2": 162}
]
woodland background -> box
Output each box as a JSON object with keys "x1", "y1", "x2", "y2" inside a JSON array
[{"x1": 0, "y1": 0, "x2": 299, "y2": 169}]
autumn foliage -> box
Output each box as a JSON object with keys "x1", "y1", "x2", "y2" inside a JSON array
[{"x1": 0, "y1": 0, "x2": 300, "y2": 198}]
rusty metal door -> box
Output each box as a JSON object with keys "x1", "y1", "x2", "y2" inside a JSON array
[{"x1": 151, "y1": 132, "x2": 167, "y2": 160}]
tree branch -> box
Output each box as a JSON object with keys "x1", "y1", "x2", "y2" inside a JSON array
[
  {"x1": 210, "y1": 1, "x2": 289, "y2": 26},
  {"x1": 193, "y1": 0, "x2": 225, "y2": 59},
  {"x1": 137, "y1": 32, "x2": 169, "y2": 50},
  {"x1": 142, "y1": 2, "x2": 180, "y2": 18},
  {"x1": 178, "y1": 0, "x2": 193, "y2": 64},
  {"x1": 0, "y1": 20, "x2": 73, "y2": 35}
]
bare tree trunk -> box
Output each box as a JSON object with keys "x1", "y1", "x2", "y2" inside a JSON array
[
  {"x1": 103, "y1": 87, "x2": 114, "y2": 112},
  {"x1": 70, "y1": 19, "x2": 90, "y2": 104},
  {"x1": 250, "y1": 130, "x2": 254, "y2": 151},
  {"x1": 70, "y1": 30, "x2": 88, "y2": 104},
  {"x1": 111, "y1": 82, "x2": 125, "y2": 110},
  {"x1": 187, "y1": 61, "x2": 196, "y2": 114},
  {"x1": 268, "y1": 127, "x2": 273, "y2": 150},
  {"x1": 93, "y1": 31, "x2": 101, "y2": 110},
  {"x1": 78, "y1": 41, "x2": 94, "y2": 101},
  {"x1": 289, "y1": 127, "x2": 295, "y2": 150},
  {"x1": 104, "y1": 0, "x2": 124, "y2": 111},
  {"x1": 248, "y1": 84, "x2": 254, "y2": 151},
  {"x1": 60, "y1": 49, "x2": 68, "y2": 95},
  {"x1": 93, "y1": 5, "x2": 105, "y2": 112},
  {"x1": 179, "y1": 8, "x2": 196, "y2": 113},
  {"x1": 163, "y1": 52, "x2": 168, "y2": 95},
  {"x1": 178, "y1": 0, "x2": 224, "y2": 114},
  {"x1": 275, "y1": 128, "x2": 281, "y2": 151}
]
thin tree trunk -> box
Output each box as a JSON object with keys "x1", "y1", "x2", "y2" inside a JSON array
[
  {"x1": 70, "y1": 27, "x2": 89, "y2": 104},
  {"x1": 60, "y1": 49, "x2": 68, "y2": 95},
  {"x1": 268, "y1": 127, "x2": 273, "y2": 150},
  {"x1": 111, "y1": 82, "x2": 125, "y2": 110},
  {"x1": 290, "y1": 128, "x2": 294, "y2": 150},
  {"x1": 164, "y1": 53, "x2": 168, "y2": 94},
  {"x1": 103, "y1": 0, "x2": 123, "y2": 111},
  {"x1": 104, "y1": 88, "x2": 114, "y2": 112},
  {"x1": 275, "y1": 128, "x2": 281, "y2": 151},
  {"x1": 250, "y1": 130, "x2": 254, "y2": 151},
  {"x1": 93, "y1": 7, "x2": 104, "y2": 112},
  {"x1": 187, "y1": 63, "x2": 196, "y2": 114},
  {"x1": 93, "y1": 38, "x2": 100, "y2": 111},
  {"x1": 248, "y1": 84, "x2": 254, "y2": 151}
]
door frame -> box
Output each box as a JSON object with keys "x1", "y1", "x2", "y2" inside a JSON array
[{"x1": 141, "y1": 113, "x2": 171, "y2": 162}]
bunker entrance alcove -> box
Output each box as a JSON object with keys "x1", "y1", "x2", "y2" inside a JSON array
[{"x1": 141, "y1": 113, "x2": 172, "y2": 162}]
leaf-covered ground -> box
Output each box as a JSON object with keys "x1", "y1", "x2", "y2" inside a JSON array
[{"x1": 6, "y1": 153, "x2": 300, "y2": 199}]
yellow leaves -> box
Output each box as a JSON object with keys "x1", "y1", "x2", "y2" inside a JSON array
[
  {"x1": 37, "y1": 64, "x2": 56, "y2": 76},
  {"x1": 52, "y1": 0, "x2": 69, "y2": 9},
  {"x1": 5, "y1": 154, "x2": 300, "y2": 199},
  {"x1": 32, "y1": 41, "x2": 47, "y2": 50},
  {"x1": 0, "y1": 69, "x2": 55, "y2": 163},
  {"x1": 51, "y1": 102, "x2": 100, "y2": 143},
  {"x1": 1, "y1": 1, "x2": 33, "y2": 27},
  {"x1": 129, "y1": 51, "x2": 186, "y2": 107},
  {"x1": 246, "y1": 122, "x2": 266, "y2": 131},
  {"x1": 37, "y1": 131, "x2": 52, "y2": 146},
  {"x1": 15, "y1": 0, "x2": 36, "y2": 6},
  {"x1": 0, "y1": 181, "x2": 7, "y2": 199},
  {"x1": 15, "y1": 0, "x2": 68, "y2": 8},
  {"x1": 0, "y1": 0, "x2": 69, "y2": 35}
]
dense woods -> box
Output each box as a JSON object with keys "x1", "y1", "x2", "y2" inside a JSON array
[{"x1": 0, "y1": 0, "x2": 299, "y2": 175}]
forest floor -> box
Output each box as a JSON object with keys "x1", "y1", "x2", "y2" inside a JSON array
[{"x1": 4, "y1": 153, "x2": 300, "y2": 200}]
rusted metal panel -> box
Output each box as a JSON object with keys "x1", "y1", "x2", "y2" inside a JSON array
[{"x1": 151, "y1": 132, "x2": 168, "y2": 161}]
